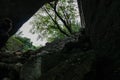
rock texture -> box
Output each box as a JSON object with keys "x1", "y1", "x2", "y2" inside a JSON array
[
  {"x1": 19, "y1": 33, "x2": 94, "y2": 80},
  {"x1": 0, "y1": 0, "x2": 120, "y2": 80},
  {"x1": 0, "y1": 32, "x2": 93, "y2": 80},
  {"x1": 80, "y1": 0, "x2": 120, "y2": 80}
]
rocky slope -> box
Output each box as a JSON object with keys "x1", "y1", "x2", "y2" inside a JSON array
[{"x1": 0, "y1": 32, "x2": 95, "y2": 80}]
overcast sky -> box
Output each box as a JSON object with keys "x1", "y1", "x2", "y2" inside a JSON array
[
  {"x1": 16, "y1": 0, "x2": 80, "y2": 47},
  {"x1": 17, "y1": 18, "x2": 47, "y2": 47}
]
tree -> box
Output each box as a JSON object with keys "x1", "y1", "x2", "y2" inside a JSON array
[
  {"x1": 2, "y1": 36, "x2": 37, "y2": 52},
  {"x1": 15, "y1": 36, "x2": 37, "y2": 52},
  {"x1": 31, "y1": 0, "x2": 80, "y2": 42}
]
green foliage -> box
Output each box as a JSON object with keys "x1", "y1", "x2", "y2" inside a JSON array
[
  {"x1": 15, "y1": 36, "x2": 37, "y2": 52},
  {"x1": 30, "y1": 0, "x2": 80, "y2": 42},
  {"x1": 2, "y1": 36, "x2": 24, "y2": 52},
  {"x1": 2, "y1": 36, "x2": 37, "y2": 52}
]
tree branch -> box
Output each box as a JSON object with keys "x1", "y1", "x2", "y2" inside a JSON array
[
  {"x1": 49, "y1": 3, "x2": 73, "y2": 34},
  {"x1": 59, "y1": 6, "x2": 71, "y2": 27},
  {"x1": 43, "y1": 7, "x2": 70, "y2": 37}
]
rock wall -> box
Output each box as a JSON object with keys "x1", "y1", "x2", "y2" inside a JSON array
[
  {"x1": 80, "y1": 0, "x2": 120, "y2": 80},
  {"x1": 0, "y1": 0, "x2": 54, "y2": 31},
  {"x1": 18, "y1": 33, "x2": 94, "y2": 80},
  {"x1": 1, "y1": 0, "x2": 120, "y2": 80}
]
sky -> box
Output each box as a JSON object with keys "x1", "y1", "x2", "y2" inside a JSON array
[
  {"x1": 16, "y1": 0, "x2": 80, "y2": 47},
  {"x1": 17, "y1": 18, "x2": 47, "y2": 47}
]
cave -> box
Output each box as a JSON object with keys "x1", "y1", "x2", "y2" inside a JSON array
[{"x1": 0, "y1": 0, "x2": 120, "y2": 80}]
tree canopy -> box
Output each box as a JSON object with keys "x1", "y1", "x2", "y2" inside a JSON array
[
  {"x1": 30, "y1": 0, "x2": 81, "y2": 42},
  {"x1": 2, "y1": 36, "x2": 37, "y2": 52}
]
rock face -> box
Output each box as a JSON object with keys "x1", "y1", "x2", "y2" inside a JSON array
[
  {"x1": 80, "y1": 0, "x2": 120, "y2": 80},
  {"x1": 20, "y1": 56, "x2": 42, "y2": 80},
  {"x1": 0, "y1": 33, "x2": 94, "y2": 80},
  {"x1": 0, "y1": 0, "x2": 120, "y2": 80},
  {"x1": 19, "y1": 33, "x2": 95, "y2": 80}
]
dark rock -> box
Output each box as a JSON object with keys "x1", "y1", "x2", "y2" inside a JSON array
[
  {"x1": 80, "y1": 0, "x2": 120, "y2": 80},
  {"x1": 0, "y1": 0, "x2": 120, "y2": 80}
]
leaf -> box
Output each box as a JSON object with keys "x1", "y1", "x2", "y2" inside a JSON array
[{"x1": 30, "y1": 0, "x2": 81, "y2": 42}]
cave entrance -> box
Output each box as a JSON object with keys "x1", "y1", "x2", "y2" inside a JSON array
[{"x1": 2, "y1": 0, "x2": 81, "y2": 53}]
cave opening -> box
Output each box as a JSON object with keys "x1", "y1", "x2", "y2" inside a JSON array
[
  {"x1": 2, "y1": 0, "x2": 81, "y2": 53},
  {"x1": 0, "y1": 0, "x2": 92, "y2": 80}
]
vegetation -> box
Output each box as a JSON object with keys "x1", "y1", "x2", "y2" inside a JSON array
[
  {"x1": 15, "y1": 36, "x2": 37, "y2": 52},
  {"x1": 2, "y1": 0, "x2": 81, "y2": 52},
  {"x1": 2, "y1": 36, "x2": 37, "y2": 52},
  {"x1": 30, "y1": 0, "x2": 80, "y2": 42}
]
